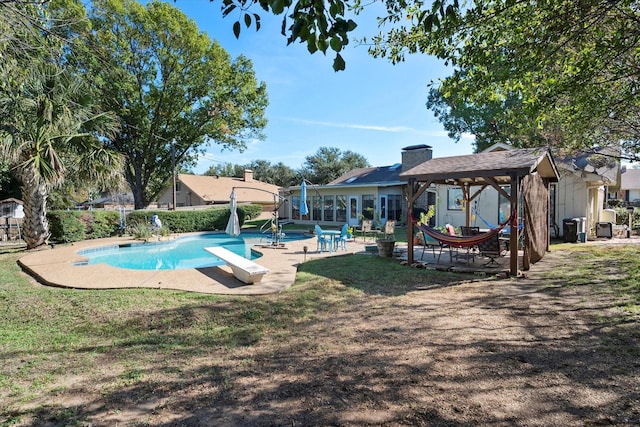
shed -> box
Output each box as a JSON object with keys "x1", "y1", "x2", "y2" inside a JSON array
[{"x1": 400, "y1": 148, "x2": 559, "y2": 276}]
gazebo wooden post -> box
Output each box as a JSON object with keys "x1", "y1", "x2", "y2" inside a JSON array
[
  {"x1": 509, "y1": 174, "x2": 519, "y2": 276},
  {"x1": 407, "y1": 179, "x2": 416, "y2": 265}
]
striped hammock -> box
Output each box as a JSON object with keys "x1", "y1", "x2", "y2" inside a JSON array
[{"x1": 415, "y1": 211, "x2": 516, "y2": 247}]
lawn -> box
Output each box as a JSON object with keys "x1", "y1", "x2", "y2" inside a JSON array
[{"x1": 1, "y1": 242, "x2": 639, "y2": 425}]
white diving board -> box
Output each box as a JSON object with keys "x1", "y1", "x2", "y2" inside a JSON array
[{"x1": 204, "y1": 247, "x2": 269, "y2": 284}]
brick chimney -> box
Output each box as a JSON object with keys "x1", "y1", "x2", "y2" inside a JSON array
[
  {"x1": 243, "y1": 169, "x2": 254, "y2": 182},
  {"x1": 401, "y1": 145, "x2": 433, "y2": 172}
]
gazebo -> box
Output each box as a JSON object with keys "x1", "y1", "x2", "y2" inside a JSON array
[{"x1": 400, "y1": 148, "x2": 560, "y2": 276}]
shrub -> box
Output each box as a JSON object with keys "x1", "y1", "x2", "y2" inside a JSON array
[
  {"x1": 48, "y1": 211, "x2": 85, "y2": 243},
  {"x1": 48, "y1": 210, "x2": 123, "y2": 243},
  {"x1": 129, "y1": 221, "x2": 153, "y2": 239},
  {"x1": 126, "y1": 206, "x2": 250, "y2": 234},
  {"x1": 86, "y1": 211, "x2": 121, "y2": 239}
]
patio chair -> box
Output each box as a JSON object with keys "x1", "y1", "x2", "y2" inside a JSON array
[
  {"x1": 314, "y1": 224, "x2": 328, "y2": 252},
  {"x1": 420, "y1": 231, "x2": 445, "y2": 262},
  {"x1": 383, "y1": 220, "x2": 396, "y2": 239},
  {"x1": 360, "y1": 220, "x2": 373, "y2": 241},
  {"x1": 335, "y1": 223, "x2": 348, "y2": 250},
  {"x1": 477, "y1": 233, "x2": 503, "y2": 267},
  {"x1": 459, "y1": 226, "x2": 480, "y2": 263}
]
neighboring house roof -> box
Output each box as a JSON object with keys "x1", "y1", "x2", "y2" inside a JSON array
[
  {"x1": 177, "y1": 174, "x2": 281, "y2": 204},
  {"x1": 84, "y1": 193, "x2": 135, "y2": 206},
  {"x1": 399, "y1": 147, "x2": 559, "y2": 184},
  {"x1": 0, "y1": 198, "x2": 23, "y2": 205},
  {"x1": 553, "y1": 146, "x2": 620, "y2": 188},
  {"x1": 620, "y1": 168, "x2": 640, "y2": 190},
  {"x1": 327, "y1": 163, "x2": 405, "y2": 187}
]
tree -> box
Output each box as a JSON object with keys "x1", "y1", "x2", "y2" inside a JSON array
[
  {"x1": 0, "y1": 1, "x2": 123, "y2": 249},
  {"x1": 368, "y1": 0, "x2": 640, "y2": 159},
  {"x1": 244, "y1": 159, "x2": 299, "y2": 187},
  {"x1": 1, "y1": 62, "x2": 122, "y2": 249},
  {"x1": 205, "y1": 0, "x2": 640, "y2": 159},
  {"x1": 80, "y1": 0, "x2": 268, "y2": 209},
  {"x1": 204, "y1": 160, "x2": 300, "y2": 187},
  {"x1": 303, "y1": 147, "x2": 369, "y2": 184},
  {"x1": 204, "y1": 162, "x2": 245, "y2": 178}
]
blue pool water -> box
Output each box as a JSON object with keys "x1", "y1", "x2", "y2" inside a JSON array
[{"x1": 77, "y1": 232, "x2": 306, "y2": 270}]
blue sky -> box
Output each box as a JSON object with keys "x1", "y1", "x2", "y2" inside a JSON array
[{"x1": 161, "y1": 1, "x2": 475, "y2": 173}]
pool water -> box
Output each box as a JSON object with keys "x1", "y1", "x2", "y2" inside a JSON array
[{"x1": 77, "y1": 232, "x2": 306, "y2": 271}]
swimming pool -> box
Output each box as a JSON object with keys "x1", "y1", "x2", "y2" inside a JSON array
[{"x1": 77, "y1": 232, "x2": 307, "y2": 270}]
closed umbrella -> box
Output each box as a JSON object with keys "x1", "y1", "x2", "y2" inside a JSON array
[
  {"x1": 300, "y1": 181, "x2": 309, "y2": 217},
  {"x1": 225, "y1": 189, "x2": 240, "y2": 237}
]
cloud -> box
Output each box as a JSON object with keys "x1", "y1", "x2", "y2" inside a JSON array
[
  {"x1": 282, "y1": 117, "x2": 476, "y2": 140},
  {"x1": 284, "y1": 117, "x2": 413, "y2": 133}
]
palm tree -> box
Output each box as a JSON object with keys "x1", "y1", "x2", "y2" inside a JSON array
[{"x1": 0, "y1": 62, "x2": 123, "y2": 249}]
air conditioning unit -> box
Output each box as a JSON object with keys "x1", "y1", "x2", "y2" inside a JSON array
[{"x1": 596, "y1": 222, "x2": 613, "y2": 238}]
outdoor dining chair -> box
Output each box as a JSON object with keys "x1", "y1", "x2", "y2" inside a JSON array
[
  {"x1": 334, "y1": 224, "x2": 348, "y2": 250},
  {"x1": 314, "y1": 224, "x2": 328, "y2": 252}
]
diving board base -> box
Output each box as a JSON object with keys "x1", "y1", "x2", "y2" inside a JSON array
[{"x1": 204, "y1": 247, "x2": 270, "y2": 284}]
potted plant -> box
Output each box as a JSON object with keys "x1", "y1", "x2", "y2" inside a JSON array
[
  {"x1": 376, "y1": 219, "x2": 397, "y2": 257},
  {"x1": 346, "y1": 226, "x2": 354, "y2": 239}
]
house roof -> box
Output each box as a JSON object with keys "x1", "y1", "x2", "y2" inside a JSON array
[
  {"x1": 620, "y1": 168, "x2": 640, "y2": 190},
  {"x1": 327, "y1": 164, "x2": 404, "y2": 187},
  {"x1": 553, "y1": 146, "x2": 620, "y2": 188},
  {"x1": 178, "y1": 174, "x2": 281, "y2": 204},
  {"x1": 0, "y1": 198, "x2": 23, "y2": 205},
  {"x1": 399, "y1": 147, "x2": 559, "y2": 185}
]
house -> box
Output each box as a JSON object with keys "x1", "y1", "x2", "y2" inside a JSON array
[
  {"x1": 618, "y1": 166, "x2": 640, "y2": 206},
  {"x1": 400, "y1": 147, "x2": 560, "y2": 274},
  {"x1": 0, "y1": 198, "x2": 24, "y2": 241},
  {"x1": 157, "y1": 170, "x2": 281, "y2": 215},
  {"x1": 79, "y1": 192, "x2": 135, "y2": 210},
  {"x1": 0, "y1": 198, "x2": 24, "y2": 219},
  {"x1": 283, "y1": 145, "x2": 434, "y2": 227},
  {"x1": 431, "y1": 144, "x2": 620, "y2": 240}
]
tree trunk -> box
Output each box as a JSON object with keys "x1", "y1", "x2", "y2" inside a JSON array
[{"x1": 19, "y1": 168, "x2": 50, "y2": 249}]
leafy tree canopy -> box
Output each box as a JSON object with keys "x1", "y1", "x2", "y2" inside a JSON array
[
  {"x1": 205, "y1": 0, "x2": 640, "y2": 159},
  {"x1": 0, "y1": 1, "x2": 124, "y2": 248},
  {"x1": 368, "y1": 0, "x2": 640, "y2": 159},
  {"x1": 303, "y1": 147, "x2": 369, "y2": 184},
  {"x1": 76, "y1": 0, "x2": 268, "y2": 209}
]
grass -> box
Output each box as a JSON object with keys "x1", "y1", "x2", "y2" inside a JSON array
[{"x1": 1, "y1": 242, "x2": 639, "y2": 424}]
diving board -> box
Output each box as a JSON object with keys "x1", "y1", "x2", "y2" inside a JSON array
[{"x1": 204, "y1": 247, "x2": 269, "y2": 284}]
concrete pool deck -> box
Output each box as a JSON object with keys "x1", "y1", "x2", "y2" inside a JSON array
[{"x1": 17, "y1": 233, "x2": 372, "y2": 295}]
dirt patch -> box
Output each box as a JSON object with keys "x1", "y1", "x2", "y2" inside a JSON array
[{"x1": 7, "y1": 246, "x2": 640, "y2": 426}]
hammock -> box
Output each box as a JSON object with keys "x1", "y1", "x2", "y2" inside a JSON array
[
  {"x1": 472, "y1": 206, "x2": 523, "y2": 235},
  {"x1": 416, "y1": 211, "x2": 516, "y2": 248}
]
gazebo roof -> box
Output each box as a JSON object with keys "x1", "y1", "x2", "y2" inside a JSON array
[{"x1": 399, "y1": 147, "x2": 559, "y2": 185}]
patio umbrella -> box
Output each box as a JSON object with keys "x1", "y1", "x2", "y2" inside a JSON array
[
  {"x1": 225, "y1": 189, "x2": 241, "y2": 237},
  {"x1": 300, "y1": 180, "x2": 309, "y2": 217}
]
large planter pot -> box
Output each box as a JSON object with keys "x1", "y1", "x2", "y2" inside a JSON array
[{"x1": 376, "y1": 239, "x2": 396, "y2": 257}]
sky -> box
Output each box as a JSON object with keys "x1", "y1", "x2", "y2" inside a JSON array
[{"x1": 158, "y1": 0, "x2": 475, "y2": 173}]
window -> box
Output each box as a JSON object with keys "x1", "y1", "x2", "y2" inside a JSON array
[
  {"x1": 323, "y1": 196, "x2": 334, "y2": 221},
  {"x1": 447, "y1": 188, "x2": 463, "y2": 210},
  {"x1": 292, "y1": 195, "x2": 301, "y2": 220},
  {"x1": 499, "y1": 187, "x2": 510, "y2": 223},
  {"x1": 362, "y1": 195, "x2": 375, "y2": 220},
  {"x1": 312, "y1": 195, "x2": 322, "y2": 221},
  {"x1": 387, "y1": 195, "x2": 402, "y2": 221},
  {"x1": 336, "y1": 195, "x2": 347, "y2": 222}
]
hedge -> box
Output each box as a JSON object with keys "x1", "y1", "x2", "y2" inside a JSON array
[
  {"x1": 47, "y1": 204, "x2": 262, "y2": 243},
  {"x1": 126, "y1": 205, "x2": 255, "y2": 233},
  {"x1": 48, "y1": 210, "x2": 122, "y2": 243}
]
